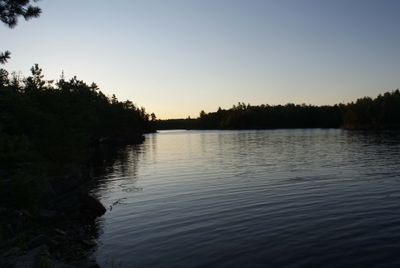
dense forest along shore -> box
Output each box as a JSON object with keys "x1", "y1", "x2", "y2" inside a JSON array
[
  {"x1": 157, "y1": 90, "x2": 400, "y2": 130},
  {"x1": 0, "y1": 66, "x2": 155, "y2": 267}
]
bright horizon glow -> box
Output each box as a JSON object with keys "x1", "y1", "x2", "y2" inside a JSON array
[{"x1": 2, "y1": 0, "x2": 400, "y2": 119}]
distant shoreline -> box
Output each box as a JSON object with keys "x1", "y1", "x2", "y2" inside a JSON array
[{"x1": 157, "y1": 90, "x2": 400, "y2": 131}]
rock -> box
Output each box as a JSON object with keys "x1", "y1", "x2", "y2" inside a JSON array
[
  {"x1": 2, "y1": 246, "x2": 21, "y2": 257},
  {"x1": 76, "y1": 259, "x2": 101, "y2": 268},
  {"x1": 47, "y1": 237, "x2": 59, "y2": 249},
  {"x1": 0, "y1": 247, "x2": 22, "y2": 268},
  {"x1": 26, "y1": 234, "x2": 48, "y2": 250},
  {"x1": 53, "y1": 228, "x2": 67, "y2": 236},
  {"x1": 51, "y1": 192, "x2": 81, "y2": 213},
  {"x1": 81, "y1": 195, "x2": 106, "y2": 218},
  {"x1": 19, "y1": 209, "x2": 33, "y2": 219},
  {"x1": 35, "y1": 247, "x2": 52, "y2": 268},
  {"x1": 14, "y1": 245, "x2": 48, "y2": 268},
  {"x1": 0, "y1": 207, "x2": 8, "y2": 215},
  {"x1": 6, "y1": 223, "x2": 15, "y2": 237},
  {"x1": 81, "y1": 239, "x2": 97, "y2": 248},
  {"x1": 50, "y1": 260, "x2": 72, "y2": 268},
  {"x1": 50, "y1": 174, "x2": 82, "y2": 196},
  {"x1": 10, "y1": 209, "x2": 29, "y2": 233},
  {"x1": 39, "y1": 209, "x2": 59, "y2": 219},
  {"x1": 41, "y1": 183, "x2": 58, "y2": 207},
  {"x1": 98, "y1": 137, "x2": 110, "y2": 144}
]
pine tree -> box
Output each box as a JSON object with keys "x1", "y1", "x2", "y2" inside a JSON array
[{"x1": 0, "y1": 0, "x2": 41, "y2": 64}]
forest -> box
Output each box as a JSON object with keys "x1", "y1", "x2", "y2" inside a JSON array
[
  {"x1": 157, "y1": 90, "x2": 400, "y2": 130},
  {"x1": 0, "y1": 65, "x2": 155, "y2": 208}
]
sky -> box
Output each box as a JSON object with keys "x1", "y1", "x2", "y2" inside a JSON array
[{"x1": 2, "y1": 0, "x2": 400, "y2": 119}]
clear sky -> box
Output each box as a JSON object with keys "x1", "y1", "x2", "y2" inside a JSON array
[{"x1": 2, "y1": 0, "x2": 400, "y2": 119}]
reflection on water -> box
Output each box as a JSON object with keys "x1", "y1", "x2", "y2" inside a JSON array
[{"x1": 91, "y1": 129, "x2": 400, "y2": 267}]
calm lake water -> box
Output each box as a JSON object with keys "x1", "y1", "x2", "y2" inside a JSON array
[{"x1": 92, "y1": 129, "x2": 400, "y2": 267}]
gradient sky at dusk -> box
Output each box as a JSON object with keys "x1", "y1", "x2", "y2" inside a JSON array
[{"x1": 2, "y1": 0, "x2": 400, "y2": 118}]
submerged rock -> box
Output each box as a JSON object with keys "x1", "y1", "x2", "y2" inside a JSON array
[{"x1": 81, "y1": 195, "x2": 106, "y2": 219}]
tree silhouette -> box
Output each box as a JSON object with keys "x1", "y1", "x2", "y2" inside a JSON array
[
  {"x1": 150, "y1": 113, "x2": 157, "y2": 122},
  {"x1": 157, "y1": 90, "x2": 400, "y2": 130},
  {"x1": 24, "y1": 63, "x2": 45, "y2": 90},
  {"x1": 0, "y1": 50, "x2": 11, "y2": 64},
  {"x1": 0, "y1": 0, "x2": 41, "y2": 64}
]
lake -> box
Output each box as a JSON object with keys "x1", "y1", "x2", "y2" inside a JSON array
[{"x1": 91, "y1": 129, "x2": 400, "y2": 267}]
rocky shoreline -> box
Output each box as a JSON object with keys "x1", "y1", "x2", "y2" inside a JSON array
[{"x1": 0, "y1": 171, "x2": 107, "y2": 268}]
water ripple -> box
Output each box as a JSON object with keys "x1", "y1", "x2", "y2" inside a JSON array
[{"x1": 93, "y1": 129, "x2": 400, "y2": 267}]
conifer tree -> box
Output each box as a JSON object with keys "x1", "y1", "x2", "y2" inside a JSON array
[{"x1": 0, "y1": 0, "x2": 41, "y2": 64}]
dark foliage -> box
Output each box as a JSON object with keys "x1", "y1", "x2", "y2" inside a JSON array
[
  {"x1": 343, "y1": 90, "x2": 400, "y2": 129},
  {"x1": 1, "y1": 0, "x2": 41, "y2": 64},
  {"x1": 158, "y1": 103, "x2": 342, "y2": 130},
  {"x1": 157, "y1": 118, "x2": 198, "y2": 130},
  {"x1": 0, "y1": 65, "x2": 154, "y2": 174},
  {"x1": 0, "y1": 0, "x2": 40, "y2": 28},
  {"x1": 157, "y1": 91, "x2": 400, "y2": 130},
  {"x1": 0, "y1": 51, "x2": 10, "y2": 64}
]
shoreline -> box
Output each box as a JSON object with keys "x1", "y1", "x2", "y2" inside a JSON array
[
  {"x1": 0, "y1": 139, "x2": 146, "y2": 268},
  {"x1": 0, "y1": 169, "x2": 105, "y2": 267}
]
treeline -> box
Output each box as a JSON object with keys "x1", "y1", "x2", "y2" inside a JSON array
[
  {"x1": 343, "y1": 91, "x2": 400, "y2": 129},
  {"x1": 0, "y1": 64, "x2": 155, "y2": 190},
  {"x1": 0, "y1": 64, "x2": 157, "y2": 262},
  {"x1": 157, "y1": 90, "x2": 400, "y2": 130}
]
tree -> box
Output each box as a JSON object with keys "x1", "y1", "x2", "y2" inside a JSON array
[
  {"x1": 24, "y1": 63, "x2": 45, "y2": 90},
  {"x1": 0, "y1": 0, "x2": 41, "y2": 64},
  {"x1": 150, "y1": 113, "x2": 156, "y2": 122},
  {"x1": 0, "y1": 51, "x2": 11, "y2": 64},
  {"x1": 0, "y1": 68, "x2": 8, "y2": 85}
]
